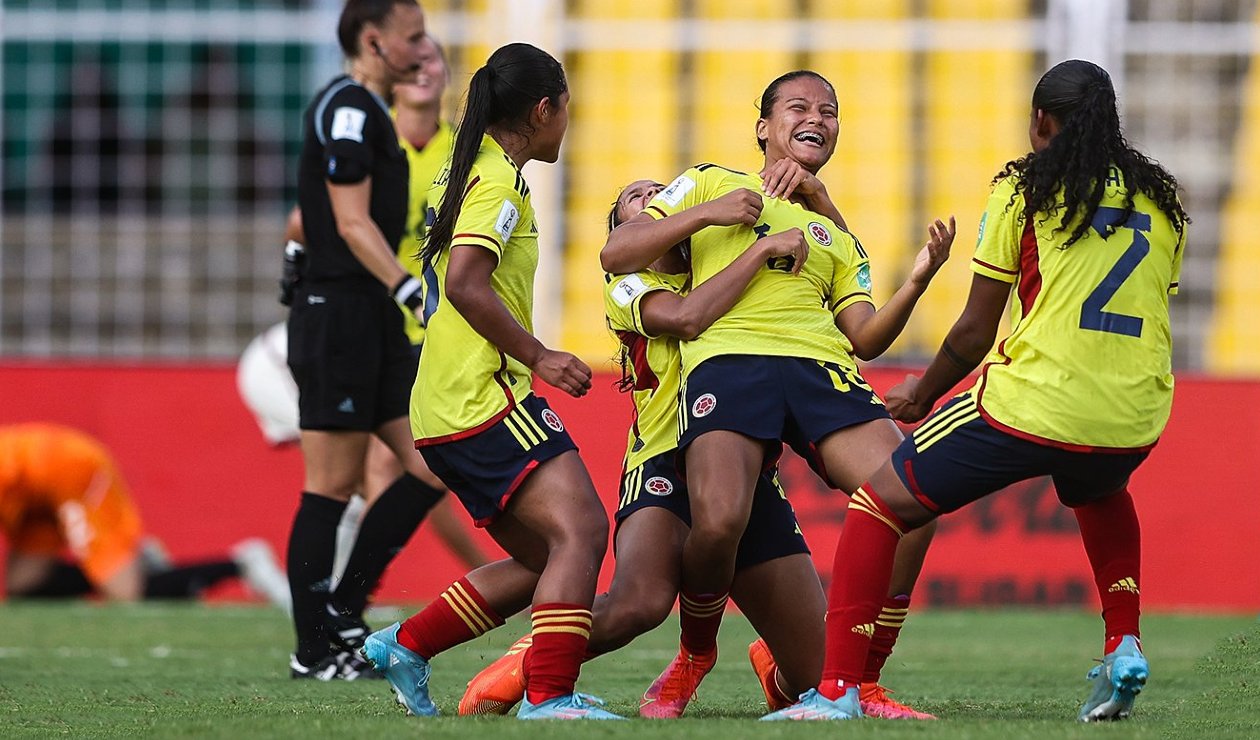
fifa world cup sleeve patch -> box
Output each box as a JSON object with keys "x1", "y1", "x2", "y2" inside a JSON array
[
  {"x1": 611, "y1": 274, "x2": 651, "y2": 307},
  {"x1": 495, "y1": 200, "x2": 520, "y2": 243},
  {"x1": 857, "y1": 263, "x2": 872, "y2": 291},
  {"x1": 657, "y1": 175, "x2": 696, "y2": 208},
  {"x1": 330, "y1": 107, "x2": 367, "y2": 143}
]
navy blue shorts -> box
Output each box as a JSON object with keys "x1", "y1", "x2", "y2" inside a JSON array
[
  {"x1": 892, "y1": 392, "x2": 1151, "y2": 513},
  {"x1": 418, "y1": 394, "x2": 578, "y2": 527},
  {"x1": 614, "y1": 451, "x2": 809, "y2": 569},
  {"x1": 679, "y1": 355, "x2": 890, "y2": 482}
]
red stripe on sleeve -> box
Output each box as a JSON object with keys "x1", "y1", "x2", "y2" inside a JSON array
[{"x1": 972, "y1": 257, "x2": 1018, "y2": 276}]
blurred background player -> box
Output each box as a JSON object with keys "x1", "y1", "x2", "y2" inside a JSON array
[
  {"x1": 774, "y1": 59, "x2": 1188, "y2": 722},
  {"x1": 0, "y1": 423, "x2": 289, "y2": 608},
  {"x1": 283, "y1": 0, "x2": 449, "y2": 681},
  {"x1": 603, "y1": 70, "x2": 952, "y2": 720},
  {"x1": 361, "y1": 43, "x2": 622, "y2": 720}
]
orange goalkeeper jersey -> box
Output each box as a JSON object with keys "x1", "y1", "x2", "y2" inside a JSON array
[{"x1": 0, "y1": 423, "x2": 143, "y2": 586}]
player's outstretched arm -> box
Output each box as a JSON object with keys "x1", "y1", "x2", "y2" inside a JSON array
[
  {"x1": 445, "y1": 244, "x2": 592, "y2": 398},
  {"x1": 885, "y1": 272, "x2": 1008, "y2": 422},
  {"x1": 836, "y1": 216, "x2": 955, "y2": 360},
  {"x1": 640, "y1": 228, "x2": 808, "y2": 340},
  {"x1": 600, "y1": 189, "x2": 763, "y2": 274}
]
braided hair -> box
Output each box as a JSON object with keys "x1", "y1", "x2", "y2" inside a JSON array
[{"x1": 994, "y1": 59, "x2": 1189, "y2": 248}]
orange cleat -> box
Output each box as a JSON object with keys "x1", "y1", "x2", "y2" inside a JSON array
[
  {"x1": 458, "y1": 634, "x2": 532, "y2": 716},
  {"x1": 748, "y1": 638, "x2": 794, "y2": 711},
  {"x1": 640, "y1": 645, "x2": 717, "y2": 718},
  {"x1": 859, "y1": 683, "x2": 937, "y2": 720}
]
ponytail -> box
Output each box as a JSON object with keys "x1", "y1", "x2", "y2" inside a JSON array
[
  {"x1": 421, "y1": 43, "x2": 567, "y2": 265},
  {"x1": 422, "y1": 66, "x2": 493, "y2": 265}
]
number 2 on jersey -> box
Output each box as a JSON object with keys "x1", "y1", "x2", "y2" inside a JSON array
[
  {"x1": 1079, "y1": 207, "x2": 1152, "y2": 338},
  {"x1": 753, "y1": 222, "x2": 795, "y2": 273},
  {"x1": 421, "y1": 206, "x2": 440, "y2": 324}
]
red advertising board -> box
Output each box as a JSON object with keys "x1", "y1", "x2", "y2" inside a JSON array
[{"x1": 1, "y1": 362, "x2": 1256, "y2": 611}]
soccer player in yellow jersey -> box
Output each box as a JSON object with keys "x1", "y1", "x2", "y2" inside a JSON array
[
  {"x1": 774, "y1": 59, "x2": 1189, "y2": 722},
  {"x1": 361, "y1": 43, "x2": 621, "y2": 721},
  {"x1": 458, "y1": 180, "x2": 823, "y2": 718},
  {"x1": 604, "y1": 70, "x2": 954, "y2": 720}
]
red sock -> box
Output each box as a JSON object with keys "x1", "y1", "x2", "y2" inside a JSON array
[
  {"x1": 1073, "y1": 488, "x2": 1141, "y2": 654},
  {"x1": 678, "y1": 590, "x2": 728, "y2": 655},
  {"x1": 524, "y1": 603, "x2": 592, "y2": 704},
  {"x1": 862, "y1": 594, "x2": 911, "y2": 683},
  {"x1": 397, "y1": 577, "x2": 505, "y2": 660},
  {"x1": 820, "y1": 487, "x2": 904, "y2": 700}
]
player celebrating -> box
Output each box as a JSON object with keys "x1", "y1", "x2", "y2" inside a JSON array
[
  {"x1": 768, "y1": 59, "x2": 1188, "y2": 721},
  {"x1": 602, "y1": 70, "x2": 953, "y2": 720},
  {"x1": 360, "y1": 43, "x2": 622, "y2": 720},
  {"x1": 458, "y1": 179, "x2": 824, "y2": 717},
  {"x1": 284, "y1": 0, "x2": 448, "y2": 681}
]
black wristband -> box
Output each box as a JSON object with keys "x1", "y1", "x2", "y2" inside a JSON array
[
  {"x1": 941, "y1": 339, "x2": 977, "y2": 371},
  {"x1": 392, "y1": 276, "x2": 423, "y2": 312}
]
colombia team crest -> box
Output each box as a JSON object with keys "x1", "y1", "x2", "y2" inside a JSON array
[
  {"x1": 692, "y1": 393, "x2": 717, "y2": 418},
  {"x1": 808, "y1": 221, "x2": 832, "y2": 246},
  {"x1": 644, "y1": 476, "x2": 674, "y2": 496},
  {"x1": 541, "y1": 409, "x2": 565, "y2": 432}
]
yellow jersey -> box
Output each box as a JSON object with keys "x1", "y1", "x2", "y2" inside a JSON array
[
  {"x1": 397, "y1": 120, "x2": 454, "y2": 345},
  {"x1": 645, "y1": 164, "x2": 873, "y2": 377},
  {"x1": 604, "y1": 270, "x2": 688, "y2": 471},
  {"x1": 410, "y1": 134, "x2": 539, "y2": 443},
  {"x1": 969, "y1": 168, "x2": 1186, "y2": 449}
]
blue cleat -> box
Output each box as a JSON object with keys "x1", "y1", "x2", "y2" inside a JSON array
[
  {"x1": 517, "y1": 692, "x2": 626, "y2": 720},
  {"x1": 360, "y1": 623, "x2": 438, "y2": 717},
  {"x1": 1079, "y1": 635, "x2": 1149, "y2": 722},
  {"x1": 760, "y1": 687, "x2": 864, "y2": 721}
]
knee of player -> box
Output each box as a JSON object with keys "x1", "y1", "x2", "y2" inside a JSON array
[
  {"x1": 690, "y1": 511, "x2": 750, "y2": 549},
  {"x1": 548, "y1": 518, "x2": 609, "y2": 563},
  {"x1": 568, "y1": 509, "x2": 610, "y2": 547},
  {"x1": 621, "y1": 593, "x2": 673, "y2": 633}
]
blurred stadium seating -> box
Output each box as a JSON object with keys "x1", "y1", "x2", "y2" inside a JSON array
[{"x1": 1, "y1": 0, "x2": 1256, "y2": 373}]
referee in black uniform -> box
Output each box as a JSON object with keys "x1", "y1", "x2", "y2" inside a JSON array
[{"x1": 285, "y1": 0, "x2": 444, "y2": 680}]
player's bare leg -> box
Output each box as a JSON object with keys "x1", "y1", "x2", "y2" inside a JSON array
[{"x1": 732, "y1": 553, "x2": 825, "y2": 709}]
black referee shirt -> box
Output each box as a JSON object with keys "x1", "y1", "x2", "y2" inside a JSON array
[{"x1": 297, "y1": 75, "x2": 407, "y2": 286}]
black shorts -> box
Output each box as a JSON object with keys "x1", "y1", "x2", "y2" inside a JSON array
[
  {"x1": 892, "y1": 392, "x2": 1151, "y2": 513},
  {"x1": 614, "y1": 451, "x2": 809, "y2": 569},
  {"x1": 287, "y1": 283, "x2": 415, "y2": 431},
  {"x1": 679, "y1": 355, "x2": 890, "y2": 484},
  {"x1": 418, "y1": 395, "x2": 578, "y2": 527}
]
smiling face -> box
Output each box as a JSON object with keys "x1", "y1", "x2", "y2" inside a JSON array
[
  {"x1": 756, "y1": 75, "x2": 840, "y2": 174},
  {"x1": 393, "y1": 34, "x2": 447, "y2": 110}
]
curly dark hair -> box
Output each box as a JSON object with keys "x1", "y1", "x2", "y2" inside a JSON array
[{"x1": 994, "y1": 59, "x2": 1189, "y2": 248}]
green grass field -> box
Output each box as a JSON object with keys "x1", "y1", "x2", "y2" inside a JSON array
[{"x1": 1, "y1": 603, "x2": 1256, "y2": 738}]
